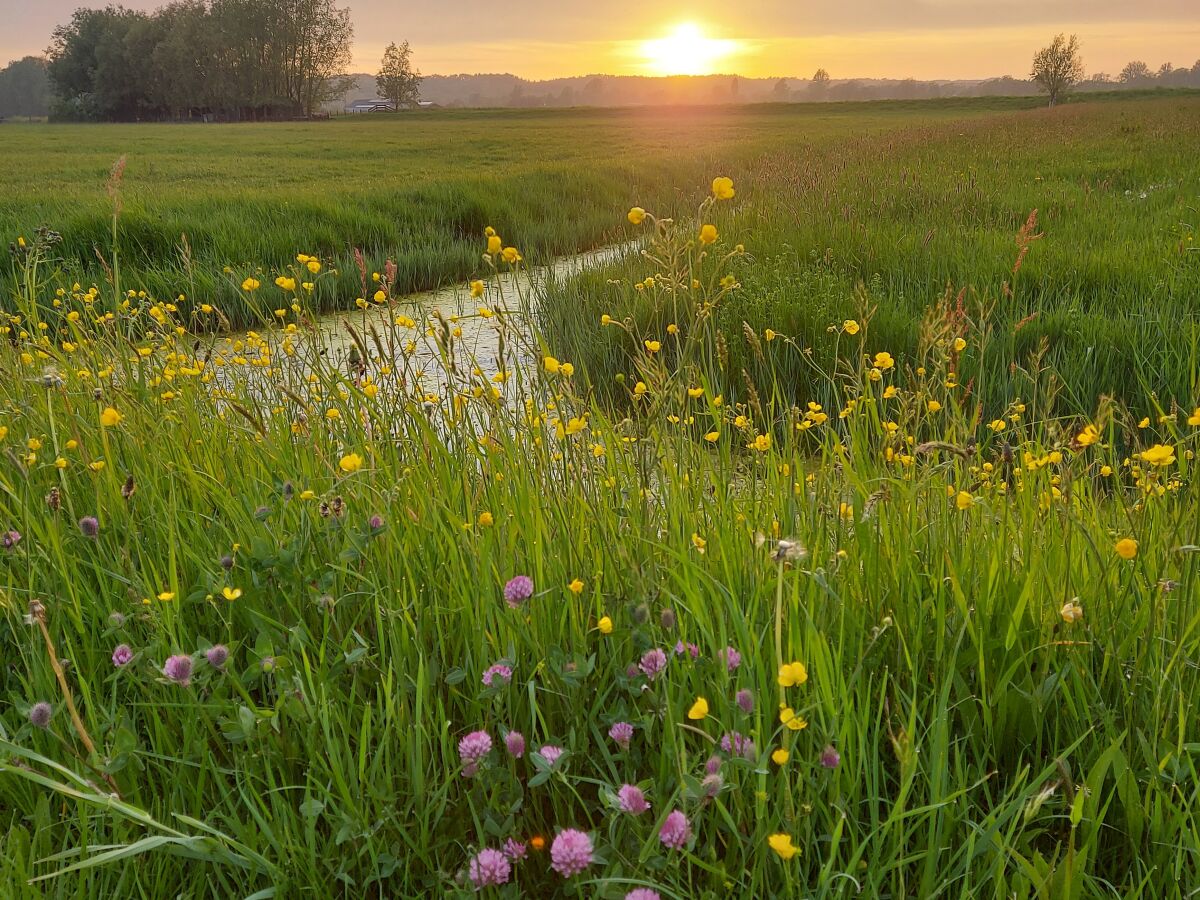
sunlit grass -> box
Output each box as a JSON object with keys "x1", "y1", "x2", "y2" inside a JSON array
[{"x1": 1, "y1": 168, "x2": 1199, "y2": 896}]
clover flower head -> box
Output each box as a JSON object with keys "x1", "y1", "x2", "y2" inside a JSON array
[
  {"x1": 467, "y1": 848, "x2": 511, "y2": 888},
  {"x1": 609, "y1": 721, "x2": 634, "y2": 750},
  {"x1": 503, "y1": 575, "x2": 534, "y2": 608},
  {"x1": 549, "y1": 829, "x2": 593, "y2": 878},
  {"x1": 618, "y1": 783, "x2": 650, "y2": 815},
  {"x1": 163, "y1": 654, "x2": 193, "y2": 686},
  {"x1": 482, "y1": 664, "x2": 512, "y2": 687},
  {"x1": 638, "y1": 648, "x2": 667, "y2": 680},
  {"x1": 659, "y1": 810, "x2": 691, "y2": 849}
]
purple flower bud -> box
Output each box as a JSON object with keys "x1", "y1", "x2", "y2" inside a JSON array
[
  {"x1": 673, "y1": 640, "x2": 699, "y2": 659},
  {"x1": 2, "y1": 529, "x2": 21, "y2": 550},
  {"x1": 368, "y1": 514, "x2": 385, "y2": 530},
  {"x1": 206, "y1": 644, "x2": 229, "y2": 668},
  {"x1": 720, "y1": 646, "x2": 742, "y2": 671},
  {"x1": 29, "y1": 701, "x2": 52, "y2": 729},
  {"x1": 609, "y1": 721, "x2": 634, "y2": 750},
  {"x1": 163, "y1": 654, "x2": 193, "y2": 685},
  {"x1": 735, "y1": 688, "x2": 754, "y2": 714},
  {"x1": 705, "y1": 754, "x2": 722, "y2": 776},
  {"x1": 502, "y1": 837, "x2": 527, "y2": 862},
  {"x1": 504, "y1": 730, "x2": 525, "y2": 758},
  {"x1": 538, "y1": 744, "x2": 564, "y2": 767},
  {"x1": 701, "y1": 772, "x2": 724, "y2": 798},
  {"x1": 720, "y1": 732, "x2": 755, "y2": 760},
  {"x1": 111, "y1": 643, "x2": 133, "y2": 667},
  {"x1": 78, "y1": 516, "x2": 99, "y2": 538},
  {"x1": 820, "y1": 745, "x2": 841, "y2": 769}
]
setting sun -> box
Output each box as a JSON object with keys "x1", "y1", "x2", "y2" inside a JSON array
[{"x1": 641, "y1": 22, "x2": 740, "y2": 76}]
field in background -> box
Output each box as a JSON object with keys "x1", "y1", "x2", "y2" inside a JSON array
[
  {"x1": 0, "y1": 96, "x2": 1076, "y2": 324},
  {"x1": 3, "y1": 94, "x2": 1199, "y2": 415}
]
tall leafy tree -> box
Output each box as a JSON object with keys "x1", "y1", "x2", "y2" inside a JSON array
[
  {"x1": 376, "y1": 41, "x2": 422, "y2": 109},
  {"x1": 0, "y1": 57, "x2": 51, "y2": 118}
]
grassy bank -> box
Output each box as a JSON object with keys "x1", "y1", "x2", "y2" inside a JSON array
[
  {"x1": 1, "y1": 181, "x2": 1200, "y2": 896},
  {"x1": 540, "y1": 96, "x2": 1200, "y2": 416}
]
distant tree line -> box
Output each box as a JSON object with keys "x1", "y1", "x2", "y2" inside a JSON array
[
  {"x1": 0, "y1": 57, "x2": 50, "y2": 118},
  {"x1": 396, "y1": 64, "x2": 1200, "y2": 110},
  {"x1": 45, "y1": 0, "x2": 354, "y2": 121}
]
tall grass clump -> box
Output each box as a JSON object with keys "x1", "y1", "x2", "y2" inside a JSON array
[{"x1": 1, "y1": 175, "x2": 1199, "y2": 897}]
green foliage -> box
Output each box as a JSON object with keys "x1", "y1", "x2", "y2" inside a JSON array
[
  {"x1": 45, "y1": 0, "x2": 354, "y2": 121},
  {"x1": 1, "y1": 154, "x2": 1199, "y2": 897},
  {"x1": 541, "y1": 96, "x2": 1200, "y2": 416}
]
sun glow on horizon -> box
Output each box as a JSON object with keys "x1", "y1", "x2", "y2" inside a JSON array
[{"x1": 640, "y1": 22, "x2": 741, "y2": 76}]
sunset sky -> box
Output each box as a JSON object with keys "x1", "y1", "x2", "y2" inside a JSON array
[{"x1": 5, "y1": 0, "x2": 1198, "y2": 80}]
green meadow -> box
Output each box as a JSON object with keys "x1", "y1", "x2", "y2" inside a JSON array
[{"x1": 1, "y1": 93, "x2": 1200, "y2": 897}]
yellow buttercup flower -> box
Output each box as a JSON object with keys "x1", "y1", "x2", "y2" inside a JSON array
[
  {"x1": 771, "y1": 748, "x2": 790, "y2": 765},
  {"x1": 567, "y1": 578, "x2": 584, "y2": 595},
  {"x1": 241, "y1": 277, "x2": 260, "y2": 291},
  {"x1": 1139, "y1": 444, "x2": 1176, "y2": 467},
  {"x1": 872, "y1": 351, "x2": 895, "y2": 370},
  {"x1": 644, "y1": 340, "x2": 661, "y2": 354},
  {"x1": 222, "y1": 587, "x2": 242, "y2": 601},
  {"x1": 543, "y1": 356, "x2": 561, "y2": 375},
  {"x1": 842, "y1": 319, "x2": 860, "y2": 335},
  {"x1": 478, "y1": 511, "x2": 494, "y2": 527},
  {"x1": 487, "y1": 235, "x2": 502, "y2": 255},
  {"x1": 955, "y1": 491, "x2": 974, "y2": 511},
  {"x1": 628, "y1": 207, "x2": 647, "y2": 225},
  {"x1": 777, "y1": 662, "x2": 808, "y2": 687},
  {"x1": 1114, "y1": 538, "x2": 1138, "y2": 560},
  {"x1": 687, "y1": 697, "x2": 709, "y2": 720},
  {"x1": 768, "y1": 833, "x2": 799, "y2": 860},
  {"x1": 1076, "y1": 424, "x2": 1100, "y2": 446},
  {"x1": 1188, "y1": 407, "x2": 1200, "y2": 427},
  {"x1": 597, "y1": 616, "x2": 613, "y2": 635},
  {"x1": 338, "y1": 452, "x2": 364, "y2": 474},
  {"x1": 779, "y1": 707, "x2": 808, "y2": 731},
  {"x1": 953, "y1": 337, "x2": 967, "y2": 352},
  {"x1": 699, "y1": 224, "x2": 718, "y2": 245},
  {"x1": 470, "y1": 280, "x2": 485, "y2": 298},
  {"x1": 712, "y1": 176, "x2": 735, "y2": 200}
]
